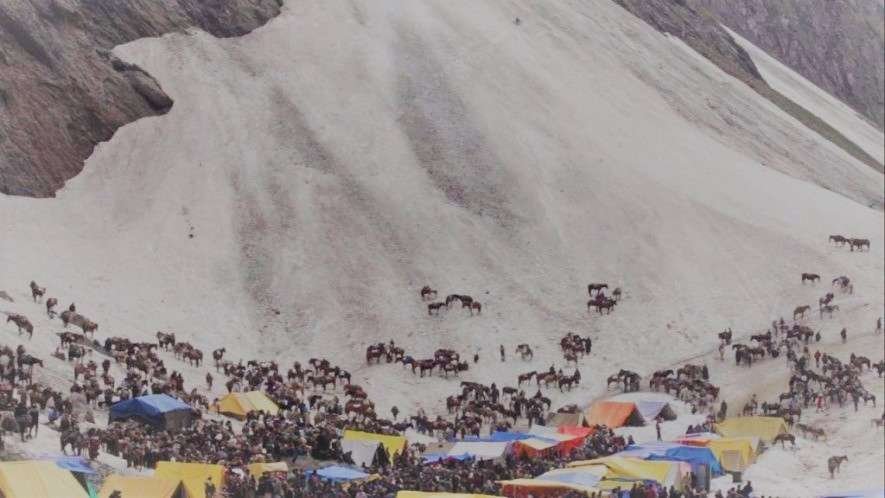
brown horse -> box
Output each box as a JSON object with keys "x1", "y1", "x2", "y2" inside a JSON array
[
  {"x1": 848, "y1": 238, "x2": 870, "y2": 251},
  {"x1": 468, "y1": 301, "x2": 482, "y2": 315},
  {"x1": 427, "y1": 302, "x2": 447, "y2": 316},
  {"x1": 517, "y1": 371, "x2": 536, "y2": 386},
  {"x1": 156, "y1": 331, "x2": 176, "y2": 350},
  {"x1": 793, "y1": 305, "x2": 811, "y2": 320},
  {"x1": 6, "y1": 314, "x2": 33, "y2": 339},
  {"x1": 773, "y1": 433, "x2": 795, "y2": 448},
  {"x1": 515, "y1": 344, "x2": 533, "y2": 360},
  {"x1": 829, "y1": 235, "x2": 847, "y2": 245},
  {"x1": 827, "y1": 455, "x2": 848, "y2": 478},
  {"x1": 801, "y1": 273, "x2": 820, "y2": 284}
]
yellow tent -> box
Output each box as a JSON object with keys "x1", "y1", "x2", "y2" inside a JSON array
[
  {"x1": 155, "y1": 461, "x2": 224, "y2": 498},
  {"x1": 247, "y1": 461, "x2": 289, "y2": 478},
  {"x1": 343, "y1": 430, "x2": 407, "y2": 457},
  {"x1": 100, "y1": 475, "x2": 180, "y2": 498},
  {"x1": 707, "y1": 437, "x2": 757, "y2": 471},
  {"x1": 0, "y1": 460, "x2": 89, "y2": 498},
  {"x1": 569, "y1": 456, "x2": 677, "y2": 486},
  {"x1": 499, "y1": 478, "x2": 600, "y2": 495},
  {"x1": 214, "y1": 391, "x2": 279, "y2": 418},
  {"x1": 715, "y1": 417, "x2": 788, "y2": 442},
  {"x1": 396, "y1": 493, "x2": 502, "y2": 498}
]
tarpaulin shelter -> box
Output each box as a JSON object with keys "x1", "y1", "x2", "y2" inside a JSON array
[
  {"x1": 343, "y1": 430, "x2": 407, "y2": 459},
  {"x1": 312, "y1": 465, "x2": 371, "y2": 482},
  {"x1": 526, "y1": 425, "x2": 586, "y2": 456},
  {"x1": 512, "y1": 437, "x2": 560, "y2": 458},
  {"x1": 706, "y1": 437, "x2": 757, "y2": 472},
  {"x1": 559, "y1": 425, "x2": 594, "y2": 438},
  {"x1": 396, "y1": 493, "x2": 502, "y2": 498},
  {"x1": 247, "y1": 461, "x2": 288, "y2": 478},
  {"x1": 99, "y1": 475, "x2": 180, "y2": 498},
  {"x1": 636, "y1": 400, "x2": 677, "y2": 421},
  {"x1": 447, "y1": 441, "x2": 510, "y2": 461},
  {"x1": 499, "y1": 478, "x2": 601, "y2": 497},
  {"x1": 341, "y1": 439, "x2": 381, "y2": 467},
  {"x1": 44, "y1": 455, "x2": 96, "y2": 474},
  {"x1": 213, "y1": 391, "x2": 279, "y2": 419},
  {"x1": 155, "y1": 461, "x2": 224, "y2": 498},
  {"x1": 0, "y1": 460, "x2": 89, "y2": 498},
  {"x1": 570, "y1": 456, "x2": 679, "y2": 487},
  {"x1": 715, "y1": 416, "x2": 787, "y2": 442},
  {"x1": 585, "y1": 401, "x2": 645, "y2": 428},
  {"x1": 616, "y1": 443, "x2": 722, "y2": 476},
  {"x1": 109, "y1": 394, "x2": 195, "y2": 431}
]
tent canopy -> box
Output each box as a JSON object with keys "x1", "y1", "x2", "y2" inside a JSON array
[
  {"x1": 155, "y1": 461, "x2": 224, "y2": 498},
  {"x1": 214, "y1": 391, "x2": 279, "y2": 419},
  {"x1": 548, "y1": 411, "x2": 587, "y2": 428},
  {"x1": 636, "y1": 400, "x2": 677, "y2": 421},
  {"x1": 0, "y1": 461, "x2": 89, "y2": 498},
  {"x1": 100, "y1": 475, "x2": 179, "y2": 498},
  {"x1": 343, "y1": 430, "x2": 407, "y2": 457},
  {"x1": 570, "y1": 456, "x2": 677, "y2": 486},
  {"x1": 313, "y1": 465, "x2": 371, "y2": 482},
  {"x1": 110, "y1": 394, "x2": 194, "y2": 430},
  {"x1": 715, "y1": 417, "x2": 788, "y2": 442},
  {"x1": 396, "y1": 493, "x2": 502, "y2": 498},
  {"x1": 247, "y1": 462, "x2": 288, "y2": 478},
  {"x1": 342, "y1": 439, "x2": 381, "y2": 467},
  {"x1": 448, "y1": 441, "x2": 510, "y2": 461},
  {"x1": 707, "y1": 437, "x2": 757, "y2": 471},
  {"x1": 585, "y1": 401, "x2": 645, "y2": 428}
]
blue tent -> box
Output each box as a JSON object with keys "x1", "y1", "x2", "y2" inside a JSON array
[
  {"x1": 311, "y1": 465, "x2": 370, "y2": 482},
  {"x1": 109, "y1": 394, "x2": 194, "y2": 430},
  {"x1": 620, "y1": 443, "x2": 723, "y2": 476},
  {"x1": 54, "y1": 456, "x2": 96, "y2": 475},
  {"x1": 462, "y1": 431, "x2": 536, "y2": 443}
]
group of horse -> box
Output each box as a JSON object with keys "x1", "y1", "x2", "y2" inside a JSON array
[
  {"x1": 606, "y1": 369, "x2": 641, "y2": 393},
  {"x1": 648, "y1": 364, "x2": 720, "y2": 409},
  {"x1": 560, "y1": 332, "x2": 592, "y2": 364},
  {"x1": 399, "y1": 349, "x2": 470, "y2": 378},
  {"x1": 422, "y1": 287, "x2": 482, "y2": 316},
  {"x1": 516, "y1": 368, "x2": 581, "y2": 392},
  {"x1": 441, "y1": 380, "x2": 553, "y2": 436},
  {"x1": 828, "y1": 235, "x2": 871, "y2": 252},
  {"x1": 586, "y1": 283, "x2": 621, "y2": 314}
]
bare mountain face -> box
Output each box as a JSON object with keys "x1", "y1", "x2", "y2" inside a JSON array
[
  {"x1": 615, "y1": 0, "x2": 884, "y2": 173},
  {"x1": 686, "y1": 0, "x2": 885, "y2": 131},
  {"x1": 0, "y1": 0, "x2": 282, "y2": 197}
]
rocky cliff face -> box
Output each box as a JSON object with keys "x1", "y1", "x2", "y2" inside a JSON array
[
  {"x1": 686, "y1": 0, "x2": 885, "y2": 130},
  {"x1": 0, "y1": 0, "x2": 282, "y2": 197},
  {"x1": 615, "y1": 0, "x2": 883, "y2": 173}
]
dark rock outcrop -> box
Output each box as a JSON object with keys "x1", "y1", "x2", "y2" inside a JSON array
[
  {"x1": 0, "y1": 0, "x2": 283, "y2": 197},
  {"x1": 686, "y1": 0, "x2": 885, "y2": 130}
]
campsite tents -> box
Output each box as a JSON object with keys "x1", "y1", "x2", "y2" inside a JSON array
[
  {"x1": 617, "y1": 443, "x2": 723, "y2": 475},
  {"x1": 547, "y1": 411, "x2": 586, "y2": 428},
  {"x1": 99, "y1": 475, "x2": 180, "y2": 498},
  {"x1": 570, "y1": 456, "x2": 679, "y2": 487},
  {"x1": 707, "y1": 437, "x2": 757, "y2": 472},
  {"x1": 312, "y1": 465, "x2": 372, "y2": 482},
  {"x1": 213, "y1": 391, "x2": 279, "y2": 419},
  {"x1": 247, "y1": 461, "x2": 288, "y2": 478},
  {"x1": 715, "y1": 417, "x2": 788, "y2": 443},
  {"x1": 585, "y1": 401, "x2": 645, "y2": 428},
  {"x1": 155, "y1": 461, "x2": 224, "y2": 498},
  {"x1": 343, "y1": 430, "x2": 408, "y2": 457},
  {"x1": 447, "y1": 441, "x2": 510, "y2": 461},
  {"x1": 109, "y1": 394, "x2": 195, "y2": 430},
  {"x1": 499, "y1": 465, "x2": 608, "y2": 495},
  {"x1": 635, "y1": 400, "x2": 677, "y2": 421},
  {"x1": 342, "y1": 438, "x2": 382, "y2": 467},
  {"x1": 396, "y1": 493, "x2": 502, "y2": 498},
  {"x1": 0, "y1": 460, "x2": 89, "y2": 498}
]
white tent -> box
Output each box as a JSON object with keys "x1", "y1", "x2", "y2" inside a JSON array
[
  {"x1": 447, "y1": 441, "x2": 510, "y2": 461},
  {"x1": 341, "y1": 439, "x2": 380, "y2": 468}
]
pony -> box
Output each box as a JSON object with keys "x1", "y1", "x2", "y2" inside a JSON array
[
  {"x1": 6, "y1": 314, "x2": 33, "y2": 339},
  {"x1": 801, "y1": 273, "x2": 820, "y2": 284},
  {"x1": 793, "y1": 305, "x2": 811, "y2": 320}
]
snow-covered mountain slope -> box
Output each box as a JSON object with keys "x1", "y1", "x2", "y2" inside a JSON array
[
  {"x1": 1, "y1": 0, "x2": 882, "y2": 454},
  {"x1": 726, "y1": 27, "x2": 885, "y2": 166}
]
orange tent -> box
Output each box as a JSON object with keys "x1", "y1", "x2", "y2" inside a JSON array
[
  {"x1": 559, "y1": 426, "x2": 594, "y2": 438},
  {"x1": 585, "y1": 401, "x2": 645, "y2": 428}
]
